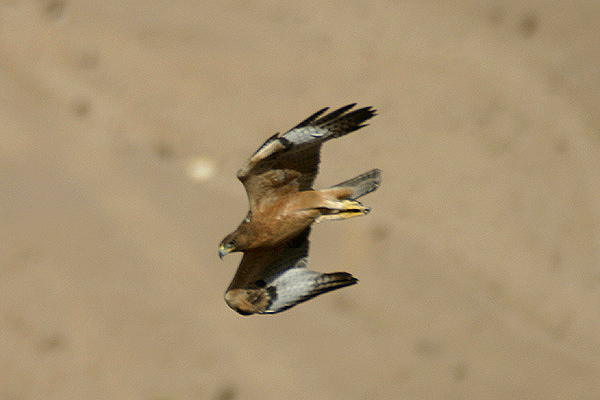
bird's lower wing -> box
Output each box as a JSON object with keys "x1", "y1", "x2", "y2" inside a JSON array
[
  {"x1": 224, "y1": 229, "x2": 358, "y2": 315},
  {"x1": 264, "y1": 267, "x2": 357, "y2": 314}
]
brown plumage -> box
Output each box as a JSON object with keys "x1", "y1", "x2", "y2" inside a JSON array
[{"x1": 219, "y1": 104, "x2": 381, "y2": 315}]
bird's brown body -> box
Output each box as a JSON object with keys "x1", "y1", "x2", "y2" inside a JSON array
[
  {"x1": 219, "y1": 104, "x2": 381, "y2": 314},
  {"x1": 225, "y1": 185, "x2": 356, "y2": 251}
]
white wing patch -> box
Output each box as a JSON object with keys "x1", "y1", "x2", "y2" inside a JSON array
[{"x1": 264, "y1": 266, "x2": 322, "y2": 313}]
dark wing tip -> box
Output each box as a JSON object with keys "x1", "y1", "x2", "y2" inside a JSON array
[
  {"x1": 290, "y1": 106, "x2": 330, "y2": 130},
  {"x1": 314, "y1": 104, "x2": 377, "y2": 138},
  {"x1": 307, "y1": 272, "x2": 358, "y2": 303},
  {"x1": 292, "y1": 103, "x2": 377, "y2": 134},
  {"x1": 317, "y1": 272, "x2": 359, "y2": 290}
]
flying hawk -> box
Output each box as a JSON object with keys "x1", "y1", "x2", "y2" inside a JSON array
[{"x1": 219, "y1": 104, "x2": 381, "y2": 315}]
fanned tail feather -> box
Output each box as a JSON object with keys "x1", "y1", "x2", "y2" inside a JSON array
[{"x1": 331, "y1": 168, "x2": 382, "y2": 200}]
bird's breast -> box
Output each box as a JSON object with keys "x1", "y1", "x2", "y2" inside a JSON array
[{"x1": 249, "y1": 205, "x2": 317, "y2": 248}]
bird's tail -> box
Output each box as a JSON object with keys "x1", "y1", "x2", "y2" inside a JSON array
[
  {"x1": 330, "y1": 168, "x2": 382, "y2": 200},
  {"x1": 315, "y1": 169, "x2": 381, "y2": 223}
]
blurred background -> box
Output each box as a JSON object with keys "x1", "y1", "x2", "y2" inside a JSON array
[{"x1": 1, "y1": 1, "x2": 600, "y2": 399}]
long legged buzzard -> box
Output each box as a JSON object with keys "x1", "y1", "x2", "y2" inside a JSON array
[{"x1": 219, "y1": 104, "x2": 381, "y2": 315}]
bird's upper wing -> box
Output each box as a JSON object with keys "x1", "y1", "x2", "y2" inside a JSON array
[
  {"x1": 224, "y1": 228, "x2": 358, "y2": 315},
  {"x1": 237, "y1": 104, "x2": 376, "y2": 211}
]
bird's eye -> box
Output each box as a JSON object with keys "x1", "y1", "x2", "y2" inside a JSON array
[{"x1": 230, "y1": 239, "x2": 236, "y2": 246}]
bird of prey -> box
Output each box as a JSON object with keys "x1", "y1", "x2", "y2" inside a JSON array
[{"x1": 219, "y1": 104, "x2": 381, "y2": 315}]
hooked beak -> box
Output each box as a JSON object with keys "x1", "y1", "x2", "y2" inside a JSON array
[{"x1": 218, "y1": 243, "x2": 234, "y2": 260}]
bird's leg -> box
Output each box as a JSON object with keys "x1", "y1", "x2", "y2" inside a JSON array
[
  {"x1": 292, "y1": 188, "x2": 370, "y2": 222},
  {"x1": 315, "y1": 199, "x2": 371, "y2": 222}
]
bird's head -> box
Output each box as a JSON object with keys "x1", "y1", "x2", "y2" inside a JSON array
[
  {"x1": 219, "y1": 221, "x2": 252, "y2": 259},
  {"x1": 218, "y1": 234, "x2": 239, "y2": 259}
]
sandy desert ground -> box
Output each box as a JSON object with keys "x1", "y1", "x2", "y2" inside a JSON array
[{"x1": 1, "y1": 1, "x2": 600, "y2": 399}]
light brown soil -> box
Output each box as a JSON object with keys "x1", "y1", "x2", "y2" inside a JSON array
[{"x1": 1, "y1": 1, "x2": 599, "y2": 399}]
